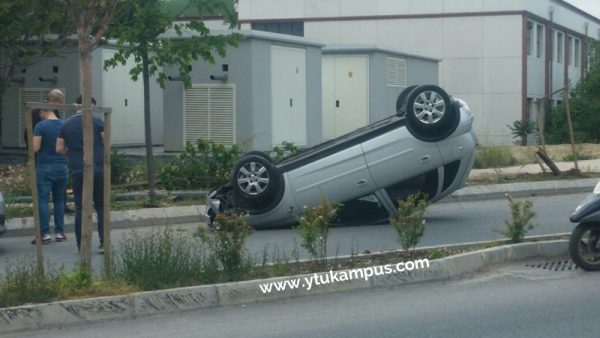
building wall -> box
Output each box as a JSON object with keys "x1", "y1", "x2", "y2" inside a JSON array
[
  {"x1": 238, "y1": 0, "x2": 600, "y2": 145},
  {"x1": 1, "y1": 52, "x2": 81, "y2": 148},
  {"x1": 1, "y1": 47, "x2": 163, "y2": 149}
]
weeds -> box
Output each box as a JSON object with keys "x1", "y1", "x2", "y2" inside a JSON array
[
  {"x1": 429, "y1": 248, "x2": 445, "y2": 259},
  {"x1": 562, "y1": 152, "x2": 592, "y2": 161},
  {"x1": 390, "y1": 193, "x2": 428, "y2": 251},
  {"x1": 473, "y1": 146, "x2": 518, "y2": 169},
  {"x1": 115, "y1": 227, "x2": 214, "y2": 290},
  {"x1": 0, "y1": 257, "x2": 59, "y2": 307},
  {"x1": 494, "y1": 193, "x2": 537, "y2": 243}
]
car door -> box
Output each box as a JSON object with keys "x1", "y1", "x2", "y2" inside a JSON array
[
  {"x1": 285, "y1": 144, "x2": 377, "y2": 210},
  {"x1": 361, "y1": 125, "x2": 443, "y2": 191}
]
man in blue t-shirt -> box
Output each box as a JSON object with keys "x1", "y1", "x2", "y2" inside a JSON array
[
  {"x1": 32, "y1": 108, "x2": 69, "y2": 244},
  {"x1": 56, "y1": 96, "x2": 105, "y2": 254}
]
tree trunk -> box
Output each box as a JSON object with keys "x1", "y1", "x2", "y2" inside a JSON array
[
  {"x1": 142, "y1": 51, "x2": 157, "y2": 205},
  {"x1": 80, "y1": 47, "x2": 94, "y2": 268}
]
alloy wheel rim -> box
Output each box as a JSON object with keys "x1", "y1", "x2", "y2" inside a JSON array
[
  {"x1": 413, "y1": 91, "x2": 446, "y2": 124},
  {"x1": 237, "y1": 161, "x2": 270, "y2": 195}
]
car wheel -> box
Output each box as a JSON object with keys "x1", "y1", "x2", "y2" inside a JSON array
[
  {"x1": 396, "y1": 85, "x2": 418, "y2": 116},
  {"x1": 231, "y1": 154, "x2": 281, "y2": 201},
  {"x1": 405, "y1": 85, "x2": 460, "y2": 142}
]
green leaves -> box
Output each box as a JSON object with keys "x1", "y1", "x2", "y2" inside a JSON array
[
  {"x1": 104, "y1": 0, "x2": 241, "y2": 89},
  {"x1": 389, "y1": 193, "x2": 428, "y2": 251}
]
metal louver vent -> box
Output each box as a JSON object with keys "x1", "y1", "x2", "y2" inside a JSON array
[
  {"x1": 18, "y1": 88, "x2": 59, "y2": 147},
  {"x1": 386, "y1": 57, "x2": 407, "y2": 88},
  {"x1": 184, "y1": 85, "x2": 235, "y2": 146}
]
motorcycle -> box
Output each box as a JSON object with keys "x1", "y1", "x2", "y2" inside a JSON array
[{"x1": 569, "y1": 180, "x2": 600, "y2": 271}]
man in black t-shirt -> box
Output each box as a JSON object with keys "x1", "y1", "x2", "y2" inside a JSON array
[{"x1": 56, "y1": 96, "x2": 105, "y2": 254}]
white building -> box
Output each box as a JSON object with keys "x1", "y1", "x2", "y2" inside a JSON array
[{"x1": 237, "y1": 0, "x2": 600, "y2": 145}]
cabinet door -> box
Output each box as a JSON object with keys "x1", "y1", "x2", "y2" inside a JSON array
[
  {"x1": 322, "y1": 55, "x2": 369, "y2": 140},
  {"x1": 271, "y1": 46, "x2": 307, "y2": 146},
  {"x1": 102, "y1": 49, "x2": 144, "y2": 145}
]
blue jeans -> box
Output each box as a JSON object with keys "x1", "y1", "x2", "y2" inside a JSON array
[
  {"x1": 72, "y1": 172, "x2": 104, "y2": 250},
  {"x1": 36, "y1": 163, "x2": 68, "y2": 235}
]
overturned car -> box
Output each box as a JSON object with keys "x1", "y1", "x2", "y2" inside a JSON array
[{"x1": 206, "y1": 85, "x2": 477, "y2": 229}]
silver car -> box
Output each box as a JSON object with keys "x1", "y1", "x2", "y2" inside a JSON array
[{"x1": 206, "y1": 85, "x2": 476, "y2": 229}]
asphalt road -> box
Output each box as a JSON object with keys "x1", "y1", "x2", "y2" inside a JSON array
[
  {"x1": 5, "y1": 258, "x2": 599, "y2": 338},
  {"x1": 0, "y1": 192, "x2": 586, "y2": 276}
]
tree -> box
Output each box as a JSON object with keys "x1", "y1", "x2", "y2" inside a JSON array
[
  {"x1": 67, "y1": 0, "x2": 118, "y2": 268},
  {"x1": 104, "y1": 0, "x2": 240, "y2": 205},
  {"x1": 0, "y1": 0, "x2": 73, "y2": 140},
  {"x1": 546, "y1": 40, "x2": 600, "y2": 144}
]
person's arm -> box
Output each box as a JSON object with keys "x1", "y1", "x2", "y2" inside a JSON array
[
  {"x1": 56, "y1": 137, "x2": 68, "y2": 155},
  {"x1": 32, "y1": 136, "x2": 42, "y2": 153}
]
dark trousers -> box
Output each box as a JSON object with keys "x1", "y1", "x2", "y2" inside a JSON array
[{"x1": 72, "y1": 171, "x2": 104, "y2": 250}]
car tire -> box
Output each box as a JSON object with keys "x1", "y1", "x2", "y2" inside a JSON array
[
  {"x1": 396, "y1": 85, "x2": 418, "y2": 116},
  {"x1": 241, "y1": 150, "x2": 274, "y2": 163},
  {"x1": 231, "y1": 154, "x2": 282, "y2": 202},
  {"x1": 405, "y1": 85, "x2": 460, "y2": 142}
]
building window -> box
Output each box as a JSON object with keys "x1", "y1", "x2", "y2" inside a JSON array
[
  {"x1": 252, "y1": 21, "x2": 304, "y2": 37},
  {"x1": 527, "y1": 21, "x2": 534, "y2": 56},
  {"x1": 574, "y1": 38, "x2": 581, "y2": 67},
  {"x1": 567, "y1": 36, "x2": 573, "y2": 66},
  {"x1": 556, "y1": 31, "x2": 564, "y2": 64},
  {"x1": 536, "y1": 24, "x2": 544, "y2": 58}
]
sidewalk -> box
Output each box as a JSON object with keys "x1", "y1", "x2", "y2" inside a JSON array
[{"x1": 3, "y1": 160, "x2": 599, "y2": 236}]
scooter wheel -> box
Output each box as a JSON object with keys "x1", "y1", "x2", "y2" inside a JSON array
[{"x1": 569, "y1": 222, "x2": 600, "y2": 271}]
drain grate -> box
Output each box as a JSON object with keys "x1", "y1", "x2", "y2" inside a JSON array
[{"x1": 525, "y1": 259, "x2": 579, "y2": 271}]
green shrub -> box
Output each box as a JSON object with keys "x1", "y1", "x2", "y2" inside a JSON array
[
  {"x1": 158, "y1": 139, "x2": 242, "y2": 190},
  {"x1": 473, "y1": 146, "x2": 518, "y2": 169},
  {"x1": 295, "y1": 197, "x2": 341, "y2": 267},
  {"x1": 199, "y1": 212, "x2": 254, "y2": 281},
  {"x1": 269, "y1": 141, "x2": 302, "y2": 163},
  {"x1": 507, "y1": 120, "x2": 536, "y2": 146},
  {"x1": 390, "y1": 193, "x2": 428, "y2": 251},
  {"x1": 494, "y1": 194, "x2": 537, "y2": 243},
  {"x1": 111, "y1": 149, "x2": 135, "y2": 185},
  {"x1": 115, "y1": 227, "x2": 214, "y2": 290}
]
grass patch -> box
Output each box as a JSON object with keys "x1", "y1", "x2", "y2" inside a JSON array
[{"x1": 473, "y1": 146, "x2": 518, "y2": 169}]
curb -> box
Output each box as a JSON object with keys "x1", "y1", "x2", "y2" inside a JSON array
[
  {"x1": 0, "y1": 239, "x2": 568, "y2": 334},
  {"x1": 439, "y1": 177, "x2": 597, "y2": 203}
]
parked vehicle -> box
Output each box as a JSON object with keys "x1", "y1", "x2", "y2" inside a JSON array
[
  {"x1": 568, "y1": 181, "x2": 600, "y2": 271},
  {"x1": 206, "y1": 85, "x2": 477, "y2": 229},
  {"x1": 0, "y1": 192, "x2": 6, "y2": 236}
]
